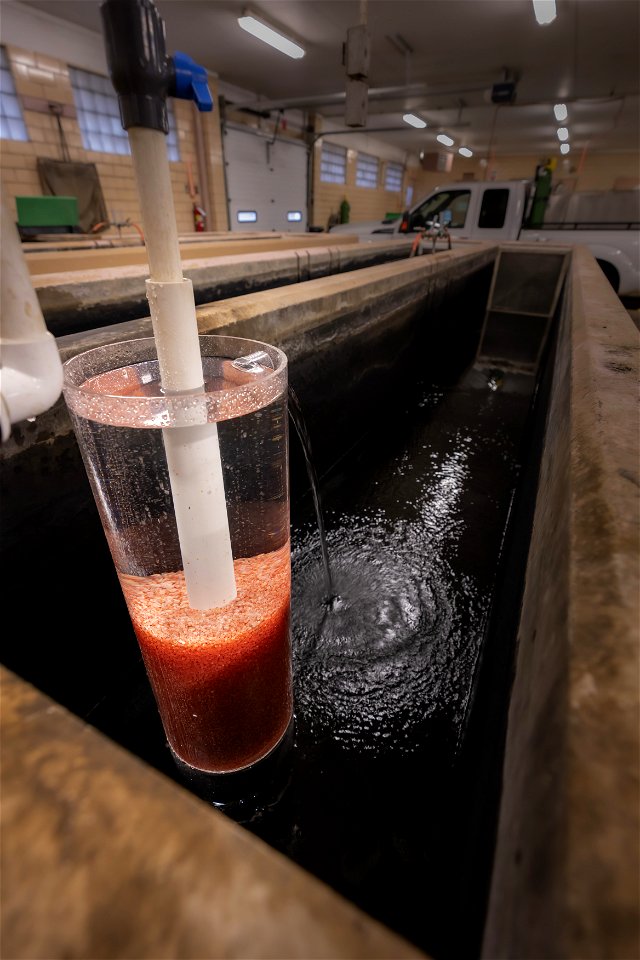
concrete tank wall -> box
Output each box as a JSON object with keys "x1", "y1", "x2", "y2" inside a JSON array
[
  {"x1": 482, "y1": 245, "x2": 639, "y2": 960},
  {"x1": 0, "y1": 244, "x2": 494, "y2": 960},
  {"x1": 33, "y1": 236, "x2": 418, "y2": 335},
  {"x1": 1, "y1": 242, "x2": 637, "y2": 959}
]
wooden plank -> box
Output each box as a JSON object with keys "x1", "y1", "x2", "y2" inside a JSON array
[
  {"x1": 25, "y1": 233, "x2": 359, "y2": 276},
  {"x1": 1, "y1": 666, "x2": 426, "y2": 960}
]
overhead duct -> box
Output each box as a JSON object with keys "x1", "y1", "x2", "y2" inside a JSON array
[{"x1": 229, "y1": 82, "x2": 490, "y2": 114}]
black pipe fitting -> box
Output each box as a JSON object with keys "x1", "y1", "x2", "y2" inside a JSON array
[{"x1": 100, "y1": 0, "x2": 173, "y2": 134}]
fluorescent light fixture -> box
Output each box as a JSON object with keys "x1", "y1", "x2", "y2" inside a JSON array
[
  {"x1": 237, "y1": 210, "x2": 258, "y2": 222},
  {"x1": 458, "y1": 146, "x2": 473, "y2": 158},
  {"x1": 436, "y1": 133, "x2": 454, "y2": 147},
  {"x1": 238, "y1": 11, "x2": 305, "y2": 59},
  {"x1": 557, "y1": 127, "x2": 569, "y2": 141},
  {"x1": 533, "y1": 0, "x2": 556, "y2": 24},
  {"x1": 403, "y1": 113, "x2": 427, "y2": 128},
  {"x1": 554, "y1": 103, "x2": 568, "y2": 121},
  {"x1": 560, "y1": 143, "x2": 570, "y2": 154}
]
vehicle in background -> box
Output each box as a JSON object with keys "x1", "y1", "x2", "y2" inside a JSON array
[{"x1": 328, "y1": 180, "x2": 640, "y2": 297}]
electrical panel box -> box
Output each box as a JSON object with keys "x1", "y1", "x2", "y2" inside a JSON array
[{"x1": 491, "y1": 82, "x2": 517, "y2": 104}]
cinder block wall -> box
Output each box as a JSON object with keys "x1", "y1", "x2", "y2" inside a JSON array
[
  {"x1": 1, "y1": 2, "x2": 637, "y2": 238},
  {"x1": 311, "y1": 142, "x2": 409, "y2": 230},
  {"x1": 312, "y1": 144, "x2": 640, "y2": 230},
  {"x1": 0, "y1": 45, "x2": 228, "y2": 235}
]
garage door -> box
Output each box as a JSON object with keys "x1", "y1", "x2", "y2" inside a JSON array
[{"x1": 223, "y1": 125, "x2": 308, "y2": 233}]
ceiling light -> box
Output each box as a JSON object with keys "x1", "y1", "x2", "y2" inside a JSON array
[
  {"x1": 436, "y1": 133, "x2": 454, "y2": 147},
  {"x1": 238, "y1": 10, "x2": 305, "y2": 59},
  {"x1": 554, "y1": 103, "x2": 568, "y2": 122},
  {"x1": 403, "y1": 113, "x2": 427, "y2": 128},
  {"x1": 557, "y1": 127, "x2": 569, "y2": 141},
  {"x1": 532, "y1": 0, "x2": 557, "y2": 25},
  {"x1": 560, "y1": 143, "x2": 570, "y2": 154},
  {"x1": 458, "y1": 146, "x2": 473, "y2": 158}
]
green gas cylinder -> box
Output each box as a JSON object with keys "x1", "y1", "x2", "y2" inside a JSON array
[{"x1": 339, "y1": 197, "x2": 350, "y2": 223}]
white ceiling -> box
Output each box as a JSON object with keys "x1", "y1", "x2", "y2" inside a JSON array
[{"x1": 18, "y1": 0, "x2": 640, "y2": 159}]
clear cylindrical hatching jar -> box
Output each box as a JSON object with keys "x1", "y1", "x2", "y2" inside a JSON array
[{"x1": 63, "y1": 335, "x2": 292, "y2": 810}]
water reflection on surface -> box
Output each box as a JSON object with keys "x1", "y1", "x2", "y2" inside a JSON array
[
  {"x1": 292, "y1": 510, "x2": 482, "y2": 757},
  {"x1": 288, "y1": 372, "x2": 525, "y2": 762},
  {"x1": 251, "y1": 364, "x2": 537, "y2": 959}
]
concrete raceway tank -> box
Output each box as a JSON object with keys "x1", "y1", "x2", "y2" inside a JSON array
[{"x1": 1, "y1": 242, "x2": 638, "y2": 960}]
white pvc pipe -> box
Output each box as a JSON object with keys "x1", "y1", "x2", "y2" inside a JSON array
[
  {"x1": 128, "y1": 127, "x2": 236, "y2": 609},
  {"x1": 129, "y1": 127, "x2": 182, "y2": 282},
  {"x1": 0, "y1": 192, "x2": 63, "y2": 442}
]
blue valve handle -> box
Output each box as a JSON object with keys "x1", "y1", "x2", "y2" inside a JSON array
[
  {"x1": 172, "y1": 51, "x2": 213, "y2": 112},
  {"x1": 101, "y1": 0, "x2": 213, "y2": 132}
]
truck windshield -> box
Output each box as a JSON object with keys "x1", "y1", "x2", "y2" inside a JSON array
[{"x1": 411, "y1": 190, "x2": 471, "y2": 230}]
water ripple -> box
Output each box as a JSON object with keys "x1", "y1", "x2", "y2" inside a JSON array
[{"x1": 291, "y1": 514, "x2": 485, "y2": 757}]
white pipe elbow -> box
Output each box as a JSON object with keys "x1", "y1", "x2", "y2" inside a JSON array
[
  {"x1": 1, "y1": 190, "x2": 64, "y2": 442},
  {"x1": 0, "y1": 333, "x2": 63, "y2": 442}
]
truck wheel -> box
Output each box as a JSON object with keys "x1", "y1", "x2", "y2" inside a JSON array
[{"x1": 596, "y1": 260, "x2": 620, "y2": 292}]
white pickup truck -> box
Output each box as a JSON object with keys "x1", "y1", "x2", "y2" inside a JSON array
[{"x1": 329, "y1": 180, "x2": 640, "y2": 297}]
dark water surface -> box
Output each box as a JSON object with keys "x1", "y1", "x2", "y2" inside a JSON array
[
  {"x1": 1, "y1": 269, "x2": 551, "y2": 957},
  {"x1": 245, "y1": 361, "x2": 537, "y2": 958},
  {"x1": 293, "y1": 366, "x2": 533, "y2": 754}
]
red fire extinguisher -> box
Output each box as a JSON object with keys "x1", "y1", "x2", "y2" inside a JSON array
[{"x1": 193, "y1": 203, "x2": 206, "y2": 232}]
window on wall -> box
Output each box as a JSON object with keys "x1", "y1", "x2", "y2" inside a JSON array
[
  {"x1": 0, "y1": 47, "x2": 29, "y2": 142},
  {"x1": 384, "y1": 161, "x2": 403, "y2": 193},
  {"x1": 320, "y1": 141, "x2": 347, "y2": 184},
  {"x1": 69, "y1": 67, "x2": 180, "y2": 160},
  {"x1": 356, "y1": 152, "x2": 379, "y2": 189}
]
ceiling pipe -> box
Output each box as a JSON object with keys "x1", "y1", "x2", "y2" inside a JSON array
[
  {"x1": 310, "y1": 126, "x2": 413, "y2": 145},
  {"x1": 229, "y1": 82, "x2": 491, "y2": 113}
]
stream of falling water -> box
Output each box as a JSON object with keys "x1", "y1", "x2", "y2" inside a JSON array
[
  {"x1": 284, "y1": 363, "x2": 534, "y2": 760},
  {"x1": 286, "y1": 373, "x2": 494, "y2": 757},
  {"x1": 287, "y1": 386, "x2": 335, "y2": 600}
]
